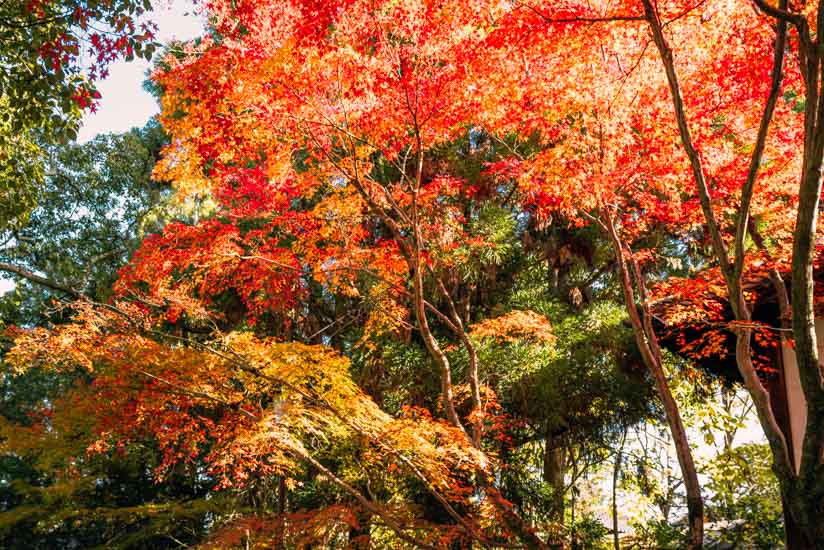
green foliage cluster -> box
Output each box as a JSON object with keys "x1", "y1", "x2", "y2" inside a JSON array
[
  {"x1": 0, "y1": 123, "x2": 207, "y2": 549},
  {"x1": 0, "y1": 0, "x2": 158, "y2": 230},
  {"x1": 0, "y1": 122, "x2": 171, "y2": 324},
  {"x1": 0, "y1": 0, "x2": 157, "y2": 138},
  {"x1": 704, "y1": 443, "x2": 784, "y2": 548}
]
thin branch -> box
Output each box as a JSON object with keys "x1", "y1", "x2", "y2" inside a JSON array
[
  {"x1": 733, "y1": 0, "x2": 788, "y2": 285},
  {"x1": 640, "y1": 0, "x2": 732, "y2": 285},
  {"x1": 513, "y1": 0, "x2": 644, "y2": 23},
  {"x1": 752, "y1": 0, "x2": 811, "y2": 46}
]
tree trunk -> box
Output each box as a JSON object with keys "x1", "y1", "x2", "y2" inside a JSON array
[
  {"x1": 436, "y1": 278, "x2": 484, "y2": 446},
  {"x1": 757, "y1": 4, "x2": 824, "y2": 543},
  {"x1": 778, "y1": 480, "x2": 824, "y2": 550},
  {"x1": 569, "y1": 450, "x2": 578, "y2": 550},
  {"x1": 543, "y1": 434, "x2": 566, "y2": 548},
  {"x1": 782, "y1": 494, "x2": 815, "y2": 550},
  {"x1": 604, "y1": 211, "x2": 704, "y2": 549},
  {"x1": 482, "y1": 481, "x2": 552, "y2": 550},
  {"x1": 543, "y1": 435, "x2": 566, "y2": 524},
  {"x1": 790, "y1": 51, "x2": 824, "y2": 549},
  {"x1": 461, "y1": 330, "x2": 483, "y2": 446},
  {"x1": 411, "y1": 253, "x2": 465, "y2": 434},
  {"x1": 612, "y1": 431, "x2": 626, "y2": 550}
]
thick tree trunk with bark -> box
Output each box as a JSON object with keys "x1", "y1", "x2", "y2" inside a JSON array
[
  {"x1": 543, "y1": 435, "x2": 566, "y2": 524},
  {"x1": 781, "y1": 491, "x2": 817, "y2": 550},
  {"x1": 787, "y1": 27, "x2": 824, "y2": 538},
  {"x1": 784, "y1": 14, "x2": 824, "y2": 538},
  {"x1": 543, "y1": 434, "x2": 566, "y2": 548}
]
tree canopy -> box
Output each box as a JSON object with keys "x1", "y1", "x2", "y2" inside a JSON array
[{"x1": 4, "y1": 0, "x2": 824, "y2": 548}]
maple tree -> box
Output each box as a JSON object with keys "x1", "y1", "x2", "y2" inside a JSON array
[
  {"x1": 146, "y1": 1, "x2": 503, "y2": 447},
  {"x1": 639, "y1": 1, "x2": 824, "y2": 545},
  {"x1": 144, "y1": 0, "x2": 691, "y2": 542},
  {"x1": 3, "y1": 3, "x2": 659, "y2": 544},
  {"x1": 8, "y1": 0, "x2": 824, "y2": 546},
  {"x1": 469, "y1": 1, "x2": 820, "y2": 546},
  {"x1": 6, "y1": 298, "x2": 557, "y2": 548}
]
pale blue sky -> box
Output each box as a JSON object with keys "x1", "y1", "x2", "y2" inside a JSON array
[{"x1": 78, "y1": 1, "x2": 204, "y2": 141}]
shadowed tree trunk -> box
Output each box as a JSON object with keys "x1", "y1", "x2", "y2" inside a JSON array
[
  {"x1": 612, "y1": 429, "x2": 627, "y2": 550},
  {"x1": 544, "y1": 433, "x2": 567, "y2": 548}
]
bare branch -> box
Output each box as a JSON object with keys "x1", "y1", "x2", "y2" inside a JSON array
[
  {"x1": 752, "y1": 0, "x2": 811, "y2": 44},
  {"x1": 733, "y1": 0, "x2": 788, "y2": 283},
  {"x1": 513, "y1": 0, "x2": 644, "y2": 24},
  {"x1": 0, "y1": 262, "x2": 84, "y2": 299}
]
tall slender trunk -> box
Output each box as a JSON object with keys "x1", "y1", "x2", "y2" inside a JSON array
[
  {"x1": 569, "y1": 450, "x2": 578, "y2": 550},
  {"x1": 436, "y1": 279, "x2": 484, "y2": 446},
  {"x1": 275, "y1": 476, "x2": 287, "y2": 549},
  {"x1": 465, "y1": 338, "x2": 483, "y2": 446},
  {"x1": 412, "y1": 251, "x2": 465, "y2": 433},
  {"x1": 612, "y1": 430, "x2": 626, "y2": 550},
  {"x1": 603, "y1": 211, "x2": 704, "y2": 549},
  {"x1": 719, "y1": 388, "x2": 736, "y2": 452},
  {"x1": 407, "y1": 134, "x2": 467, "y2": 436}
]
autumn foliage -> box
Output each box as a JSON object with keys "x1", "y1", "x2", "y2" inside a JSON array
[{"x1": 7, "y1": 0, "x2": 824, "y2": 547}]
